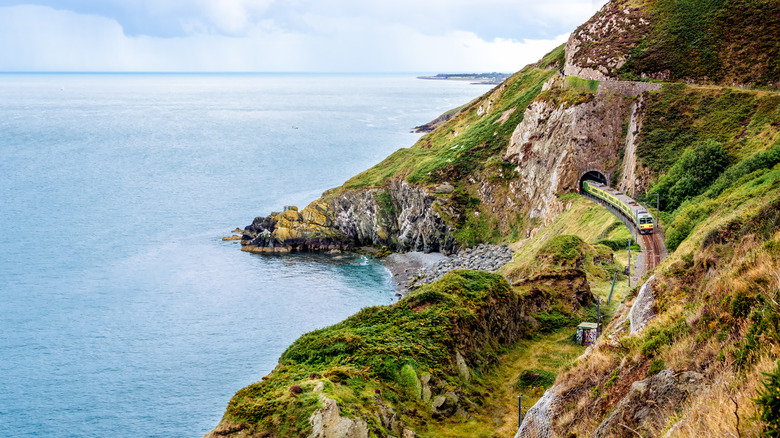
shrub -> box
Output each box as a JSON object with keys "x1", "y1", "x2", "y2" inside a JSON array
[
  {"x1": 516, "y1": 369, "x2": 557, "y2": 389},
  {"x1": 755, "y1": 361, "x2": 780, "y2": 436},
  {"x1": 648, "y1": 140, "x2": 730, "y2": 212},
  {"x1": 648, "y1": 359, "x2": 666, "y2": 376}
]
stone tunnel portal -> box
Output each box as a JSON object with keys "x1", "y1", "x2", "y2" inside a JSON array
[{"x1": 579, "y1": 170, "x2": 609, "y2": 191}]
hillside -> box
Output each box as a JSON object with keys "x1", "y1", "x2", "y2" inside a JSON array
[{"x1": 211, "y1": 0, "x2": 780, "y2": 436}]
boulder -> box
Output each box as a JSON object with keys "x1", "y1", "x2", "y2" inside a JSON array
[
  {"x1": 431, "y1": 392, "x2": 459, "y2": 417},
  {"x1": 593, "y1": 370, "x2": 704, "y2": 437}
]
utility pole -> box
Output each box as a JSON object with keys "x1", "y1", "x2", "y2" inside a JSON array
[
  {"x1": 655, "y1": 193, "x2": 661, "y2": 266},
  {"x1": 597, "y1": 297, "x2": 602, "y2": 336},
  {"x1": 607, "y1": 271, "x2": 617, "y2": 305}
]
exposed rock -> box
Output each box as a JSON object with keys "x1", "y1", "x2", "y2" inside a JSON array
[
  {"x1": 455, "y1": 351, "x2": 471, "y2": 382},
  {"x1": 383, "y1": 251, "x2": 448, "y2": 294},
  {"x1": 628, "y1": 275, "x2": 656, "y2": 335},
  {"x1": 309, "y1": 393, "x2": 369, "y2": 438},
  {"x1": 433, "y1": 182, "x2": 455, "y2": 194},
  {"x1": 593, "y1": 370, "x2": 705, "y2": 437},
  {"x1": 563, "y1": 2, "x2": 652, "y2": 80},
  {"x1": 617, "y1": 95, "x2": 646, "y2": 196},
  {"x1": 239, "y1": 180, "x2": 458, "y2": 254},
  {"x1": 516, "y1": 385, "x2": 562, "y2": 438},
  {"x1": 502, "y1": 86, "x2": 633, "y2": 222},
  {"x1": 431, "y1": 392, "x2": 459, "y2": 417}
]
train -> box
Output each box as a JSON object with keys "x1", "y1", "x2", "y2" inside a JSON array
[{"x1": 580, "y1": 180, "x2": 654, "y2": 234}]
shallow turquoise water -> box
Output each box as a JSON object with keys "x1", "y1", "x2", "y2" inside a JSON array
[{"x1": 0, "y1": 73, "x2": 491, "y2": 437}]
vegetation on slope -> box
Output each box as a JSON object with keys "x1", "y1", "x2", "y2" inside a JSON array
[
  {"x1": 217, "y1": 270, "x2": 594, "y2": 437},
  {"x1": 619, "y1": 0, "x2": 780, "y2": 86},
  {"x1": 549, "y1": 171, "x2": 780, "y2": 435},
  {"x1": 342, "y1": 66, "x2": 554, "y2": 190},
  {"x1": 633, "y1": 82, "x2": 780, "y2": 250}
]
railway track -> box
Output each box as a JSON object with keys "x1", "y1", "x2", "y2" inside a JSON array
[
  {"x1": 638, "y1": 232, "x2": 661, "y2": 271},
  {"x1": 580, "y1": 190, "x2": 667, "y2": 273}
]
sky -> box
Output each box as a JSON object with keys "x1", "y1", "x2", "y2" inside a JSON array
[{"x1": 0, "y1": 0, "x2": 610, "y2": 72}]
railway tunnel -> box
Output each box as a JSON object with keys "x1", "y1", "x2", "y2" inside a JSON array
[
  {"x1": 576, "y1": 168, "x2": 666, "y2": 273},
  {"x1": 578, "y1": 169, "x2": 608, "y2": 191}
]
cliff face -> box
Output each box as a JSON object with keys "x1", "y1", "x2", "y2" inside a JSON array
[
  {"x1": 564, "y1": 0, "x2": 652, "y2": 80},
  {"x1": 502, "y1": 78, "x2": 659, "y2": 221},
  {"x1": 240, "y1": 180, "x2": 457, "y2": 254}
]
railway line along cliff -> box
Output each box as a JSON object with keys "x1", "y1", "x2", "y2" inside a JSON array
[{"x1": 214, "y1": 0, "x2": 780, "y2": 436}]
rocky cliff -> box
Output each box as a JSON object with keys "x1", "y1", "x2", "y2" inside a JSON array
[
  {"x1": 216, "y1": 0, "x2": 780, "y2": 436},
  {"x1": 239, "y1": 180, "x2": 457, "y2": 254}
]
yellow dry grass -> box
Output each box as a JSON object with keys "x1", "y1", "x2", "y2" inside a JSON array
[{"x1": 659, "y1": 351, "x2": 778, "y2": 437}]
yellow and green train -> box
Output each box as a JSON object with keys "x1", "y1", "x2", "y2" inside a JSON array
[{"x1": 581, "y1": 181, "x2": 654, "y2": 234}]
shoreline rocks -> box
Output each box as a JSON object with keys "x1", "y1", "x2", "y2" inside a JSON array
[{"x1": 407, "y1": 244, "x2": 514, "y2": 290}]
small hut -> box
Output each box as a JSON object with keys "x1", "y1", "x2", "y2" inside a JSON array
[{"x1": 576, "y1": 322, "x2": 599, "y2": 346}]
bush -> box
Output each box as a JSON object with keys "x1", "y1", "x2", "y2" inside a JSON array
[
  {"x1": 755, "y1": 361, "x2": 780, "y2": 436},
  {"x1": 648, "y1": 140, "x2": 730, "y2": 212},
  {"x1": 705, "y1": 142, "x2": 780, "y2": 198},
  {"x1": 597, "y1": 239, "x2": 640, "y2": 251},
  {"x1": 516, "y1": 369, "x2": 557, "y2": 389}
]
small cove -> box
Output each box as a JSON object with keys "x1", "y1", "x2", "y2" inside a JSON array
[{"x1": 0, "y1": 73, "x2": 491, "y2": 437}]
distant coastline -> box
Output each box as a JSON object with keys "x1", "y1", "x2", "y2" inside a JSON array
[{"x1": 417, "y1": 72, "x2": 510, "y2": 85}]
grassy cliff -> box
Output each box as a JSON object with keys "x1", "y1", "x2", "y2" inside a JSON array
[
  {"x1": 215, "y1": 0, "x2": 780, "y2": 435},
  {"x1": 211, "y1": 270, "x2": 596, "y2": 437}
]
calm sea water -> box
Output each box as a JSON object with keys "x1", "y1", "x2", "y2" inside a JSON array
[{"x1": 0, "y1": 73, "x2": 490, "y2": 437}]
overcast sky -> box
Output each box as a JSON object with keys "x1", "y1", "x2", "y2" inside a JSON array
[{"x1": 0, "y1": 0, "x2": 609, "y2": 72}]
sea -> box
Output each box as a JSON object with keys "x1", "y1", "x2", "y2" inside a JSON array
[{"x1": 0, "y1": 73, "x2": 491, "y2": 437}]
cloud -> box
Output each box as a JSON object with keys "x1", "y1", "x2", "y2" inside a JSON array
[
  {"x1": 0, "y1": 0, "x2": 605, "y2": 38},
  {"x1": 0, "y1": 1, "x2": 593, "y2": 72}
]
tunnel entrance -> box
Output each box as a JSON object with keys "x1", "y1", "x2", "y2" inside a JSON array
[{"x1": 579, "y1": 170, "x2": 608, "y2": 191}]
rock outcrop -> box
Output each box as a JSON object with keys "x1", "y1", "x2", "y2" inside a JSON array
[
  {"x1": 502, "y1": 87, "x2": 630, "y2": 221},
  {"x1": 309, "y1": 392, "x2": 370, "y2": 438},
  {"x1": 593, "y1": 370, "x2": 704, "y2": 437},
  {"x1": 239, "y1": 180, "x2": 457, "y2": 254},
  {"x1": 628, "y1": 275, "x2": 656, "y2": 335},
  {"x1": 564, "y1": 1, "x2": 652, "y2": 80},
  {"x1": 515, "y1": 385, "x2": 562, "y2": 438},
  {"x1": 408, "y1": 244, "x2": 514, "y2": 290}
]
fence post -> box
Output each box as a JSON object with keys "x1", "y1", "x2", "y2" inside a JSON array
[{"x1": 518, "y1": 395, "x2": 523, "y2": 427}]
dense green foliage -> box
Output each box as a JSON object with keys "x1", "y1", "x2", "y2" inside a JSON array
[
  {"x1": 635, "y1": 82, "x2": 780, "y2": 251},
  {"x1": 281, "y1": 270, "x2": 510, "y2": 377},
  {"x1": 637, "y1": 85, "x2": 772, "y2": 174},
  {"x1": 596, "y1": 239, "x2": 640, "y2": 252},
  {"x1": 516, "y1": 369, "x2": 557, "y2": 389},
  {"x1": 537, "y1": 76, "x2": 600, "y2": 107},
  {"x1": 620, "y1": 0, "x2": 780, "y2": 85},
  {"x1": 756, "y1": 361, "x2": 780, "y2": 436},
  {"x1": 647, "y1": 140, "x2": 730, "y2": 212},
  {"x1": 536, "y1": 235, "x2": 588, "y2": 267}
]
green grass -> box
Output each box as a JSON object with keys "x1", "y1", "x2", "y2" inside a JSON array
[
  {"x1": 537, "y1": 76, "x2": 600, "y2": 107},
  {"x1": 619, "y1": 0, "x2": 780, "y2": 86},
  {"x1": 340, "y1": 67, "x2": 555, "y2": 190},
  {"x1": 221, "y1": 269, "x2": 594, "y2": 435},
  {"x1": 536, "y1": 44, "x2": 566, "y2": 70}
]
